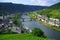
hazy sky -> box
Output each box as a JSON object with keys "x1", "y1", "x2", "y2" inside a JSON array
[{"x1": 0, "y1": 0, "x2": 60, "y2": 6}]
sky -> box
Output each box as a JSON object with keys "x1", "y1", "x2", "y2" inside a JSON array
[{"x1": 0, "y1": 0, "x2": 60, "y2": 6}]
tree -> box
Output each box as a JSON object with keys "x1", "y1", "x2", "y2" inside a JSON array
[{"x1": 32, "y1": 28, "x2": 44, "y2": 37}]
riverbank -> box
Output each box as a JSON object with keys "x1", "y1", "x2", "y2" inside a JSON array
[
  {"x1": 28, "y1": 13, "x2": 60, "y2": 32},
  {"x1": 36, "y1": 20, "x2": 60, "y2": 32}
]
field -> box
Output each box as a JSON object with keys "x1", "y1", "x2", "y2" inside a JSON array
[{"x1": 0, "y1": 33, "x2": 49, "y2": 40}]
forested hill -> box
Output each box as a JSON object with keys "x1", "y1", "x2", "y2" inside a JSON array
[
  {"x1": 37, "y1": 2, "x2": 60, "y2": 19},
  {"x1": 49, "y1": 2, "x2": 60, "y2": 9},
  {"x1": 0, "y1": 2, "x2": 47, "y2": 15}
]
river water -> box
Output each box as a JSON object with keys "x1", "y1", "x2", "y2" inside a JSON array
[{"x1": 21, "y1": 13, "x2": 60, "y2": 39}]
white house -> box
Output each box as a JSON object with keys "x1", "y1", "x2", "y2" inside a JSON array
[
  {"x1": 41, "y1": 15, "x2": 48, "y2": 22},
  {"x1": 48, "y1": 18, "x2": 60, "y2": 27},
  {"x1": 37, "y1": 14, "x2": 42, "y2": 21}
]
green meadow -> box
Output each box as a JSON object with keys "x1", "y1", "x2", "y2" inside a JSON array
[{"x1": 0, "y1": 33, "x2": 49, "y2": 40}]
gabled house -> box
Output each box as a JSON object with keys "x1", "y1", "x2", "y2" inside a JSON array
[
  {"x1": 41, "y1": 15, "x2": 48, "y2": 22},
  {"x1": 48, "y1": 18, "x2": 60, "y2": 27},
  {"x1": 36, "y1": 14, "x2": 42, "y2": 21}
]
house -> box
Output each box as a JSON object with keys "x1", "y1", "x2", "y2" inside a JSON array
[
  {"x1": 37, "y1": 14, "x2": 42, "y2": 21},
  {"x1": 48, "y1": 18, "x2": 60, "y2": 27},
  {"x1": 8, "y1": 20, "x2": 13, "y2": 27},
  {"x1": 34, "y1": 14, "x2": 42, "y2": 20},
  {"x1": 0, "y1": 16, "x2": 3, "y2": 19},
  {"x1": 35, "y1": 14, "x2": 49, "y2": 22},
  {"x1": 41, "y1": 15, "x2": 48, "y2": 22}
]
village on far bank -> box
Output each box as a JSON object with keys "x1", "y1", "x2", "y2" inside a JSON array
[{"x1": 28, "y1": 12, "x2": 60, "y2": 31}]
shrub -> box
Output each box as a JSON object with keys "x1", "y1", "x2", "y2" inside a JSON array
[
  {"x1": 6, "y1": 29, "x2": 18, "y2": 34},
  {"x1": 0, "y1": 30, "x2": 3, "y2": 34},
  {"x1": 32, "y1": 28, "x2": 44, "y2": 37},
  {"x1": 0, "y1": 29, "x2": 17, "y2": 34}
]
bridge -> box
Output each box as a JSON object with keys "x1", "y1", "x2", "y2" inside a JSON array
[{"x1": 21, "y1": 18, "x2": 33, "y2": 22}]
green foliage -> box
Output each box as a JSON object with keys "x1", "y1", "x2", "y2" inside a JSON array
[
  {"x1": 12, "y1": 18, "x2": 17, "y2": 24},
  {"x1": 8, "y1": 14, "x2": 22, "y2": 26},
  {"x1": 36, "y1": 2, "x2": 60, "y2": 19},
  {"x1": 12, "y1": 18, "x2": 21, "y2": 26},
  {"x1": 0, "y1": 33, "x2": 49, "y2": 40},
  {"x1": 32, "y1": 28, "x2": 44, "y2": 37},
  {"x1": 28, "y1": 12, "x2": 36, "y2": 19},
  {"x1": 15, "y1": 14, "x2": 20, "y2": 19},
  {"x1": 0, "y1": 29, "x2": 17, "y2": 34},
  {"x1": 16, "y1": 20, "x2": 22, "y2": 26},
  {"x1": 8, "y1": 16, "x2": 14, "y2": 19},
  {"x1": 6, "y1": 29, "x2": 11, "y2": 33},
  {"x1": 0, "y1": 30, "x2": 3, "y2": 34}
]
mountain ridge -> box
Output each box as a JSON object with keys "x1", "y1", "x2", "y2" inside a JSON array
[
  {"x1": 0, "y1": 2, "x2": 47, "y2": 15},
  {"x1": 37, "y1": 2, "x2": 60, "y2": 19}
]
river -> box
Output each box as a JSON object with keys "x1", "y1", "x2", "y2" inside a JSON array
[{"x1": 21, "y1": 13, "x2": 60, "y2": 39}]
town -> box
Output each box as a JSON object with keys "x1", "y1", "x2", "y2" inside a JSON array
[
  {"x1": 0, "y1": 14, "x2": 32, "y2": 33},
  {"x1": 34, "y1": 13, "x2": 60, "y2": 27}
]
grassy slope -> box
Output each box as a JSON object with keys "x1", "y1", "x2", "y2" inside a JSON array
[
  {"x1": 47, "y1": 2, "x2": 60, "y2": 18},
  {"x1": 0, "y1": 33, "x2": 49, "y2": 40},
  {"x1": 37, "y1": 2, "x2": 60, "y2": 19}
]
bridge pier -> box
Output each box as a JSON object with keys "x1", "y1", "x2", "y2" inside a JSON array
[
  {"x1": 21, "y1": 18, "x2": 33, "y2": 22},
  {"x1": 22, "y1": 18, "x2": 24, "y2": 22}
]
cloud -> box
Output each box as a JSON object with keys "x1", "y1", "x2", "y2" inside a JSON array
[
  {"x1": 29, "y1": 0, "x2": 60, "y2": 6},
  {"x1": 0, "y1": 0, "x2": 60, "y2": 6},
  {"x1": 29, "y1": 0, "x2": 48, "y2": 6},
  {"x1": 30, "y1": 0, "x2": 35, "y2": 2},
  {"x1": 37, "y1": 0, "x2": 47, "y2": 6}
]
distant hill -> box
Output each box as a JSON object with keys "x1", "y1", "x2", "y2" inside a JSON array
[
  {"x1": 0, "y1": 2, "x2": 47, "y2": 15},
  {"x1": 37, "y1": 2, "x2": 60, "y2": 19}
]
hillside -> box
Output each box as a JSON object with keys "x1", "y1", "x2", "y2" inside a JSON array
[
  {"x1": 0, "y1": 2, "x2": 47, "y2": 15},
  {"x1": 0, "y1": 34, "x2": 49, "y2": 40},
  {"x1": 37, "y1": 2, "x2": 60, "y2": 19}
]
